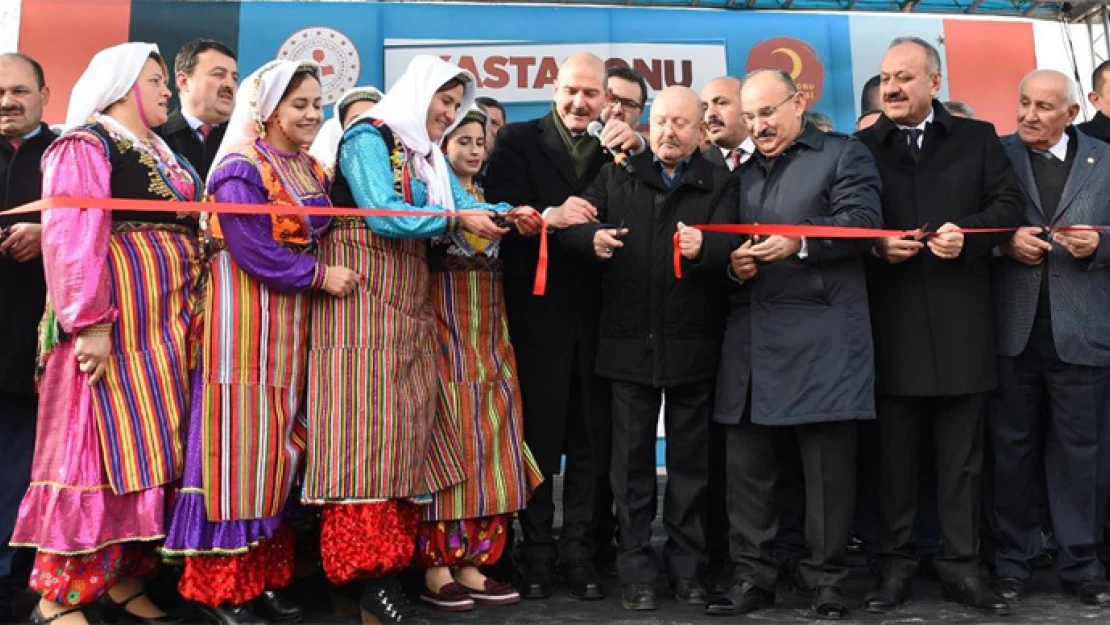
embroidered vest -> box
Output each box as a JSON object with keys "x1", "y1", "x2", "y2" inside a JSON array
[{"x1": 330, "y1": 118, "x2": 413, "y2": 210}]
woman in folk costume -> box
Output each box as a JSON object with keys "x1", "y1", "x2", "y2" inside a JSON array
[
  {"x1": 414, "y1": 105, "x2": 543, "y2": 612},
  {"x1": 10, "y1": 42, "x2": 202, "y2": 625},
  {"x1": 162, "y1": 59, "x2": 359, "y2": 625},
  {"x1": 303, "y1": 55, "x2": 540, "y2": 624},
  {"x1": 308, "y1": 86, "x2": 383, "y2": 171}
]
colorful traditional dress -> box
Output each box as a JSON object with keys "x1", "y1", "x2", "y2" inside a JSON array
[
  {"x1": 416, "y1": 181, "x2": 542, "y2": 568},
  {"x1": 163, "y1": 140, "x2": 331, "y2": 608},
  {"x1": 10, "y1": 116, "x2": 202, "y2": 606},
  {"x1": 304, "y1": 116, "x2": 511, "y2": 584}
]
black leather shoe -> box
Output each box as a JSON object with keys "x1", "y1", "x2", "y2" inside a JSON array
[
  {"x1": 812, "y1": 586, "x2": 849, "y2": 620},
  {"x1": 359, "y1": 579, "x2": 420, "y2": 624},
  {"x1": 704, "y1": 581, "x2": 774, "y2": 616},
  {"x1": 862, "y1": 577, "x2": 911, "y2": 613},
  {"x1": 942, "y1": 577, "x2": 1011, "y2": 615},
  {"x1": 1062, "y1": 576, "x2": 1110, "y2": 607},
  {"x1": 991, "y1": 576, "x2": 1026, "y2": 603},
  {"x1": 98, "y1": 590, "x2": 182, "y2": 624},
  {"x1": 250, "y1": 591, "x2": 302, "y2": 623},
  {"x1": 30, "y1": 604, "x2": 103, "y2": 625},
  {"x1": 194, "y1": 603, "x2": 266, "y2": 625},
  {"x1": 673, "y1": 578, "x2": 707, "y2": 605},
  {"x1": 620, "y1": 582, "x2": 656, "y2": 611},
  {"x1": 561, "y1": 560, "x2": 604, "y2": 601},
  {"x1": 519, "y1": 561, "x2": 554, "y2": 600}
]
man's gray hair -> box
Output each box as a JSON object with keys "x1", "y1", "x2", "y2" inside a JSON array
[
  {"x1": 942, "y1": 101, "x2": 975, "y2": 118},
  {"x1": 742, "y1": 69, "x2": 798, "y2": 95},
  {"x1": 1019, "y1": 69, "x2": 1080, "y2": 107},
  {"x1": 889, "y1": 36, "x2": 943, "y2": 75}
]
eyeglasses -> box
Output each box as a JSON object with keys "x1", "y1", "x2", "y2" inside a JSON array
[
  {"x1": 740, "y1": 92, "x2": 798, "y2": 125},
  {"x1": 607, "y1": 95, "x2": 643, "y2": 112}
]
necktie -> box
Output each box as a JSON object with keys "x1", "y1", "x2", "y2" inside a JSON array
[
  {"x1": 729, "y1": 148, "x2": 743, "y2": 171},
  {"x1": 904, "y1": 128, "x2": 923, "y2": 162},
  {"x1": 198, "y1": 124, "x2": 213, "y2": 143},
  {"x1": 1036, "y1": 149, "x2": 1057, "y2": 162},
  {"x1": 7, "y1": 137, "x2": 22, "y2": 151}
]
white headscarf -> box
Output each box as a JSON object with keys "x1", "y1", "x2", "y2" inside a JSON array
[
  {"x1": 354, "y1": 55, "x2": 476, "y2": 211},
  {"x1": 209, "y1": 59, "x2": 321, "y2": 183},
  {"x1": 65, "y1": 42, "x2": 161, "y2": 129},
  {"x1": 309, "y1": 86, "x2": 383, "y2": 169}
]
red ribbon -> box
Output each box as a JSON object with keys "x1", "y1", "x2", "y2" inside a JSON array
[
  {"x1": 0, "y1": 197, "x2": 550, "y2": 296},
  {"x1": 673, "y1": 222, "x2": 1108, "y2": 280}
]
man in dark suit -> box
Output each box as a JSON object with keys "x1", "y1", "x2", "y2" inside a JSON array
[
  {"x1": 561, "y1": 86, "x2": 738, "y2": 611},
  {"x1": 699, "y1": 76, "x2": 753, "y2": 172},
  {"x1": 0, "y1": 52, "x2": 56, "y2": 624},
  {"x1": 155, "y1": 38, "x2": 237, "y2": 180},
  {"x1": 1078, "y1": 60, "x2": 1110, "y2": 143},
  {"x1": 483, "y1": 52, "x2": 645, "y2": 602},
  {"x1": 987, "y1": 69, "x2": 1110, "y2": 607},
  {"x1": 856, "y1": 36, "x2": 1024, "y2": 616},
  {"x1": 706, "y1": 69, "x2": 882, "y2": 621}
]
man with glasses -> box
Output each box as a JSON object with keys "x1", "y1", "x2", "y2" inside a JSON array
[
  {"x1": 707, "y1": 69, "x2": 882, "y2": 620},
  {"x1": 604, "y1": 66, "x2": 648, "y2": 126}
]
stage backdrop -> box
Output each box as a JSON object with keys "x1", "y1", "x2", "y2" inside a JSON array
[{"x1": 10, "y1": 0, "x2": 1093, "y2": 134}]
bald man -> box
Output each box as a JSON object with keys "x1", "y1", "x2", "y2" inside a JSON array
[
  {"x1": 987, "y1": 70, "x2": 1110, "y2": 607},
  {"x1": 559, "y1": 86, "x2": 738, "y2": 611},
  {"x1": 709, "y1": 69, "x2": 881, "y2": 620},
  {"x1": 484, "y1": 52, "x2": 646, "y2": 601}
]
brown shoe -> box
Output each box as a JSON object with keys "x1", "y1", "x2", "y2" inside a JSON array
[
  {"x1": 459, "y1": 579, "x2": 521, "y2": 606},
  {"x1": 418, "y1": 582, "x2": 474, "y2": 612}
]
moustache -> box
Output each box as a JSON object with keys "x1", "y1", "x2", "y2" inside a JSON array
[
  {"x1": 0, "y1": 106, "x2": 23, "y2": 116},
  {"x1": 706, "y1": 116, "x2": 723, "y2": 126},
  {"x1": 755, "y1": 128, "x2": 777, "y2": 139},
  {"x1": 218, "y1": 88, "x2": 234, "y2": 99}
]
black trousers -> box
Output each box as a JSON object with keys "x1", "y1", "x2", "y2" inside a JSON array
[
  {"x1": 876, "y1": 393, "x2": 985, "y2": 582},
  {"x1": 773, "y1": 432, "x2": 809, "y2": 566},
  {"x1": 610, "y1": 379, "x2": 711, "y2": 584},
  {"x1": 705, "y1": 421, "x2": 731, "y2": 568},
  {"x1": 0, "y1": 392, "x2": 36, "y2": 614},
  {"x1": 519, "y1": 354, "x2": 605, "y2": 567},
  {"x1": 726, "y1": 418, "x2": 858, "y2": 592},
  {"x1": 988, "y1": 317, "x2": 1110, "y2": 582}
]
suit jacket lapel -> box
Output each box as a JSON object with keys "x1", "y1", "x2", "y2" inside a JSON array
[
  {"x1": 1052, "y1": 137, "x2": 1098, "y2": 225},
  {"x1": 1002, "y1": 135, "x2": 1045, "y2": 224},
  {"x1": 537, "y1": 114, "x2": 579, "y2": 189}
]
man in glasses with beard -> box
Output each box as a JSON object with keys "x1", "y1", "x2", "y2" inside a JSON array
[
  {"x1": 156, "y1": 38, "x2": 238, "y2": 179},
  {"x1": 0, "y1": 52, "x2": 56, "y2": 624}
]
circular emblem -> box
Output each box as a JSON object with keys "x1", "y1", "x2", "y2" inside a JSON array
[
  {"x1": 277, "y1": 27, "x2": 360, "y2": 106},
  {"x1": 745, "y1": 37, "x2": 825, "y2": 107}
]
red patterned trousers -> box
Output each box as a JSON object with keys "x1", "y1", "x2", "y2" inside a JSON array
[
  {"x1": 320, "y1": 501, "x2": 418, "y2": 585},
  {"x1": 30, "y1": 543, "x2": 160, "y2": 607},
  {"x1": 178, "y1": 525, "x2": 295, "y2": 607}
]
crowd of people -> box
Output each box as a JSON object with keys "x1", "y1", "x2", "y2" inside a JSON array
[{"x1": 0, "y1": 29, "x2": 1109, "y2": 625}]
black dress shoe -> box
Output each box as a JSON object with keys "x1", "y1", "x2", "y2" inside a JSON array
[
  {"x1": 705, "y1": 581, "x2": 775, "y2": 616},
  {"x1": 519, "y1": 562, "x2": 554, "y2": 600},
  {"x1": 991, "y1": 576, "x2": 1026, "y2": 602},
  {"x1": 194, "y1": 603, "x2": 266, "y2": 625},
  {"x1": 30, "y1": 604, "x2": 103, "y2": 625},
  {"x1": 812, "y1": 586, "x2": 849, "y2": 620},
  {"x1": 862, "y1": 577, "x2": 911, "y2": 613},
  {"x1": 941, "y1": 577, "x2": 1011, "y2": 615},
  {"x1": 359, "y1": 578, "x2": 420, "y2": 624},
  {"x1": 250, "y1": 591, "x2": 302, "y2": 623},
  {"x1": 620, "y1": 582, "x2": 656, "y2": 611},
  {"x1": 98, "y1": 590, "x2": 182, "y2": 624},
  {"x1": 1062, "y1": 576, "x2": 1110, "y2": 607},
  {"x1": 561, "y1": 560, "x2": 604, "y2": 601},
  {"x1": 673, "y1": 578, "x2": 707, "y2": 605}
]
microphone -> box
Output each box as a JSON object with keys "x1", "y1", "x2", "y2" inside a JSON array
[{"x1": 587, "y1": 120, "x2": 636, "y2": 176}]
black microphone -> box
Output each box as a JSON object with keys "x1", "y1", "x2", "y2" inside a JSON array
[{"x1": 587, "y1": 120, "x2": 636, "y2": 176}]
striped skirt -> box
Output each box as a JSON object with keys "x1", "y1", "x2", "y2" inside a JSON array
[
  {"x1": 199, "y1": 250, "x2": 309, "y2": 522},
  {"x1": 12, "y1": 224, "x2": 201, "y2": 554},
  {"x1": 302, "y1": 219, "x2": 464, "y2": 503},
  {"x1": 423, "y1": 265, "x2": 542, "y2": 521}
]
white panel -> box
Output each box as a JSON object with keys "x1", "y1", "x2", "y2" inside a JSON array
[
  {"x1": 0, "y1": 0, "x2": 20, "y2": 54},
  {"x1": 1033, "y1": 21, "x2": 1097, "y2": 121}
]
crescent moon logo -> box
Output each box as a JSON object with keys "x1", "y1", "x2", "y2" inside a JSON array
[{"x1": 772, "y1": 47, "x2": 803, "y2": 80}]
